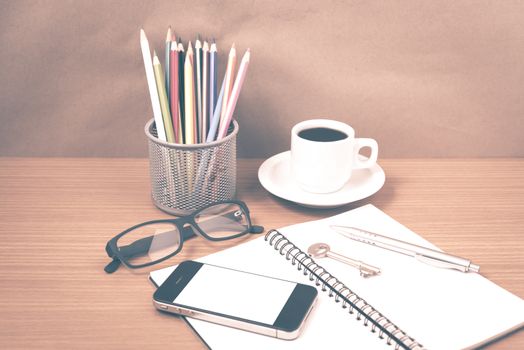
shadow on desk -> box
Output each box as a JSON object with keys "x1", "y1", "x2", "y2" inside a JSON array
[{"x1": 262, "y1": 176, "x2": 397, "y2": 220}]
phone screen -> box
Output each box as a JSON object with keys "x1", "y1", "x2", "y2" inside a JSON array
[{"x1": 173, "y1": 264, "x2": 298, "y2": 325}]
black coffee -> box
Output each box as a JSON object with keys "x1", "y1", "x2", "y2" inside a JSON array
[{"x1": 298, "y1": 127, "x2": 348, "y2": 142}]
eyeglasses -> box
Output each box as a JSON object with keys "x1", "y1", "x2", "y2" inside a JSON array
[{"x1": 104, "y1": 200, "x2": 264, "y2": 273}]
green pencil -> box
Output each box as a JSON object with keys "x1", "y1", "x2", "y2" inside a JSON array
[{"x1": 153, "y1": 51, "x2": 175, "y2": 143}]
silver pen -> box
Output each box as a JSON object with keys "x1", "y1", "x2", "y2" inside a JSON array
[{"x1": 331, "y1": 225, "x2": 480, "y2": 273}]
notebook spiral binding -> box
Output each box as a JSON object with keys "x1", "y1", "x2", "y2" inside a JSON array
[{"x1": 265, "y1": 229, "x2": 426, "y2": 350}]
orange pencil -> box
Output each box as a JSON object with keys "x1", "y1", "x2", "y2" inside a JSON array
[{"x1": 217, "y1": 49, "x2": 250, "y2": 140}]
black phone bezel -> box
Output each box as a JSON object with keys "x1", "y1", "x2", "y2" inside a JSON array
[{"x1": 153, "y1": 260, "x2": 318, "y2": 333}]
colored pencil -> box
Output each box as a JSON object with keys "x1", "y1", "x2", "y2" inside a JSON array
[
  {"x1": 209, "y1": 40, "x2": 217, "y2": 132},
  {"x1": 194, "y1": 37, "x2": 203, "y2": 143},
  {"x1": 219, "y1": 44, "x2": 236, "y2": 129},
  {"x1": 177, "y1": 41, "x2": 185, "y2": 143},
  {"x1": 217, "y1": 49, "x2": 250, "y2": 140},
  {"x1": 139, "y1": 29, "x2": 166, "y2": 141},
  {"x1": 165, "y1": 27, "x2": 172, "y2": 100},
  {"x1": 153, "y1": 52, "x2": 175, "y2": 143},
  {"x1": 184, "y1": 42, "x2": 196, "y2": 144},
  {"x1": 169, "y1": 39, "x2": 180, "y2": 143},
  {"x1": 197, "y1": 77, "x2": 226, "y2": 194},
  {"x1": 202, "y1": 41, "x2": 209, "y2": 142},
  {"x1": 206, "y1": 76, "x2": 226, "y2": 142}
]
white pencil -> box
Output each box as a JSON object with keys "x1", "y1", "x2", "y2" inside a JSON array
[
  {"x1": 217, "y1": 49, "x2": 250, "y2": 140},
  {"x1": 195, "y1": 37, "x2": 202, "y2": 143},
  {"x1": 140, "y1": 29, "x2": 166, "y2": 141},
  {"x1": 202, "y1": 41, "x2": 209, "y2": 142}
]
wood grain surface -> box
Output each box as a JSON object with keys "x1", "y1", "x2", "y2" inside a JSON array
[{"x1": 0, "y1": 158, "x2": 522, "y2": 349}]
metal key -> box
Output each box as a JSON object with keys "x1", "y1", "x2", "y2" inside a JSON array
[{"x1": 307, "y1": 242, "x2": 381, "y2": 278}]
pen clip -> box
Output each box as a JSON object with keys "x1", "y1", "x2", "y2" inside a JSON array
[{"x1": 415, "y1": 254, "x2": 467, "y2": 272}]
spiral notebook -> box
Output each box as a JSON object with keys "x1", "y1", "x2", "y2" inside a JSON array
[{"x1": 150, "y1": 205, "x2": 524, "y2": 349}]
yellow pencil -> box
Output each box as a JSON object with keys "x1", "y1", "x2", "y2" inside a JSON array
[
  {"x1": 153, "y1": 52, "x2": 175, "y2": 143},
  {"x1": 184, "y1": 42, "x2": 196, "y2": 144}
]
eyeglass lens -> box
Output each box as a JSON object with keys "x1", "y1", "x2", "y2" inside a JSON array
[
  {"x1": 194, "y1": 202, "x2": 249, "y2": 239},
  {"x1": 116, "y1": 223, "x2": 181, "y2": 267}
]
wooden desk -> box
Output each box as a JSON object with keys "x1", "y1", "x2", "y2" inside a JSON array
[{"x1": 0, "y1": 158, "x2": 522, "y2": 349}]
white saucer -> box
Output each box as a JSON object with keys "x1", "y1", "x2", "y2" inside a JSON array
[{"x1": 258, "y1": 151, "x2": 385, "y2": 208}]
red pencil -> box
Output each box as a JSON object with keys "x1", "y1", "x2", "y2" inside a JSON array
[{"x1": 169, "y1": 36, "x2": 180, "y2": 143}]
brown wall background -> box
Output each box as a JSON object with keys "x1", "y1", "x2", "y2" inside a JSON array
[{"x1": 1, "y1": 0, "x2": 523, "y2": 158}]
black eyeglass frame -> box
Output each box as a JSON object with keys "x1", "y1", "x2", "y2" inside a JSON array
[{"x1": 105, "y1": 200, "x2": 263, "y2": 273}]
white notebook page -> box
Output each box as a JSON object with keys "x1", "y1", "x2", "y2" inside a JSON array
[{"x1": 150, "y1": 204, "x2": 524, "y2": 349}]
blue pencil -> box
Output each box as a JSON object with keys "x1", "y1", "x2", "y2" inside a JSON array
[{"x1": 206, "y1": 77, "x2": 226, "y2": 142}]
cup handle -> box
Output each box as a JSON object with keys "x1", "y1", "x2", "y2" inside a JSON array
[{"x1": 353, "y1": 138, "x2": 378, "y2": 169}]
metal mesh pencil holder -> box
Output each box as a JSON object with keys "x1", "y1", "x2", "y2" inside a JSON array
[{"x1": 144, "y1": 118, "x2": 238, "y2": 216}]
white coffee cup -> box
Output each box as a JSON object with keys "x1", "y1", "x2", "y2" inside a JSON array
[{"x1": 291, "y1": 119, "x2": 378, "y2": 193}]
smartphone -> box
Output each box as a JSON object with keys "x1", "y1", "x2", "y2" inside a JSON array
[{"x1": 153, "y1": 260, "x2": 318, "y2": 340}]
